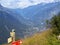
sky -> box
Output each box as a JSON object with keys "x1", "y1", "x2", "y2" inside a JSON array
[{"x1": 0, "y1": 0, "x2": 59, "y2": 9}]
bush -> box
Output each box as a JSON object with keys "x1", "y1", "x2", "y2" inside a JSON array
[{"x1": 47, "y1": 13, "x2": 60, "y2": 35}]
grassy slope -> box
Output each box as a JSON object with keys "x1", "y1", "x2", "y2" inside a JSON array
[
  {"x1": 2, "y1": 29, "x2": 60, "y2": 45},
  {"x1": 22, "y1": 29, "x2": 60, "y2": 45}
]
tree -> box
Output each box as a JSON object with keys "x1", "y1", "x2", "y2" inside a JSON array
[{"x1": 47, "y1": 13, "x2": 60, "y2": 35}]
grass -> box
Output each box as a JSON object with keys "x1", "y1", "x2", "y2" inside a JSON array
[
  {"x1": 22, "y1": 29, "x2": 60, "y2": 45},
  {"x1": 2, "y1": 29, "x2": 60, "y2": 45}
]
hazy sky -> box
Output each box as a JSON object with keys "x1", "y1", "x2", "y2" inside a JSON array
[{"x1": 0, "y1": 0, "x2": 57, "y2": 9}]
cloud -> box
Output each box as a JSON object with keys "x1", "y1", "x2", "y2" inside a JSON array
[
  {"x1": 17, "y1": 0, "x2": 32, "y2": 8},
  {"x1": 0, "y1": 0, "x2": 55, "y2": 9}
]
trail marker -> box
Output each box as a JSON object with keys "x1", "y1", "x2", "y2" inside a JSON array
[{"x1": 12, "y1": 40, "x2": 22, "y2": 45}]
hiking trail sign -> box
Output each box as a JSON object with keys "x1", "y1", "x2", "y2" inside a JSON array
[{"x1": 7, "y1": 29, "x2": 23, "y2": 45}]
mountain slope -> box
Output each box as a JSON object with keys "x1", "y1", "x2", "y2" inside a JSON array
[
  {"x1": 2, "y1": 2, "x2": 60, "y2": 33},
  {"x1": 0, "y1": 7, "x2": 29, "y2": 44},
  {"x1": 9, "y1": 2, "x2": 60, "y2": 30},
  {"x1": 22, "y1": 2, "x2": 60, "y2": 19},
  {"x1": 3, "y1": 2, "x2": 60, "y2": 33},
  {"x1": 22, "y1": 29, "x2": 60, "y2": 45},
  {"x1": 2, "y1": 29, "x2": 60, "y2": 45},
  {"x1": 21, "y1": 2, "x2": 60, "y2": 18},
  {"x1": 0, "y1": 1, "x2": 60, "y2": 44}
]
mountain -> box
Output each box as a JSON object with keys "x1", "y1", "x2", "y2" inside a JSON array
[
  {"x1": 3, "y1": 2, "x2": 60, "y2": 32},
  {"x1": 21, "y1": 2, "x2": 60, "y2": 21},
  {"x1": 9, "y1": 2, "x2": 60, "y2": 30},
  {"x1": 0, "y1": 1, "x2": 60, "y2": 44},
  {"x1": 0, "y1": 5, "x2": 30, "y2": 44}
]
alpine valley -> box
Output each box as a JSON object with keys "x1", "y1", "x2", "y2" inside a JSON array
[{"x1": 0, "y1": 1, "x2": 60, "y2": 44}]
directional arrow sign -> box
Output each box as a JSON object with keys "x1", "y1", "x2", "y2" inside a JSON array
[{"x1": 8, "y1": 37, "x2": 12, "y2": 43}]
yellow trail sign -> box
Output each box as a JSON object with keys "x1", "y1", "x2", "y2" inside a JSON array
[{"x1": 8, "y1": 37, "x2": 12, "y2": 43}]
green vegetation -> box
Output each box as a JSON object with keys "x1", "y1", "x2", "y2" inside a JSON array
[
  {"x1": 2, "y1": 13, "x2": 60, "y2": 45},
  {"x1": 22, "y1": 30, "x2": 60, "y2": 45},
  {"x1": 22, "y1": 13, "x2": 60, "y2": 45},
  {"x1": 49, "y1": 13, "x2": 60, "y2": 35}
]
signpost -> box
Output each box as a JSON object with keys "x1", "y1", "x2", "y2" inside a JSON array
[
  {"x1": 8, "y1": 37, "x2": 12, "y2": 43},
  {"x1": 10, "y1": 29, "x2": 15, "y2": 42},
  {"x1": 8, "y1": 29, "x2": 15, "y2": 43},
  {"x1": 7, "y1": 29, "x2": 23, "y2": 45}
]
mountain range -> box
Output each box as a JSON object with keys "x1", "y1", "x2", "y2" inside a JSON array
[
  {"x1": 9, "y1": 2, "x2": 60, "y2": 30},
  {"x1": 0, "y1": 4, "x2": 30, "y2": 44},
  {"x1": 0, "y1": 1, "x2": 60, "y2": 44}
]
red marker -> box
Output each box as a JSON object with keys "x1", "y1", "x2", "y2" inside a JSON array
[{"x1": 12, "y1": 40, "x2": 22, "y2": 45}]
